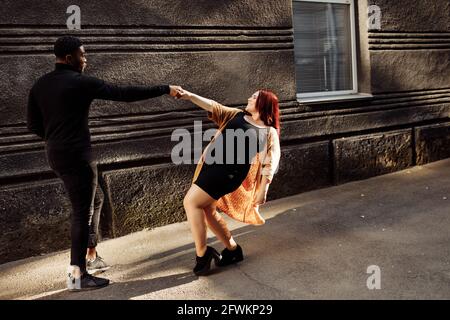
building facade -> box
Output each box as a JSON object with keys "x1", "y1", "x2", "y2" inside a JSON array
[{"x1": 0, "y1": 0, "x2": 449, "y2": 263}]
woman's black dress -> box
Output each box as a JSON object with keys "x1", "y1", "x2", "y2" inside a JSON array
[{"x1": 194, "y1": 112, "x2": 267, "y2": 200}]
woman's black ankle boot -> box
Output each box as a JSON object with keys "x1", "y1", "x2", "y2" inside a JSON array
[
  {"x1": 217, "y1": 244, "x2": 244, "y2": 267},
  {"x1": 193, "y1": 246, "x2": 221, "y2": 276}
]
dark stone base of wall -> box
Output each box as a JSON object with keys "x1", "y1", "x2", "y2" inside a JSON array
[
  {"x1": 103, "y1": 163, "x2": 196, "y2": 237},
  {"x1": 100, "y1": 141, "x2": 332, "y2": 238},
  {"x1": 0, "y1": 180, "x2": 71, "y2": 264},
  {"x1": 333, "y1": 129, "x2": 414, "y2": 184},
  {"x1": 415, "y1": 122, "x2": 450, "y2": 165},
  {"x1": 268, "y1": 142, "x2": 331, "y2": 200}
]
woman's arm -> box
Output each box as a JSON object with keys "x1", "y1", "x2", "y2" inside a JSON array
[
  {"x1": 255, "y1": 127, "x2": 281, "y2": 206},
  {"x1": 177, "y1": 88, "x2": 215, "y2": 113},
  {"x1": 177, "y1": 87, "x2": 241, "y2": 127}
]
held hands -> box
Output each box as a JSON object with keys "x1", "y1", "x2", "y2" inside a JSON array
[
  {"x1": 169, "y1": 85, "x2": 183, "y2": 98},
  {"x1": 169, "y1": 85, "x2": 193, "y2": 100}
]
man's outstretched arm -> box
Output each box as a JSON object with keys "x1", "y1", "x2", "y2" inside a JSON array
[{"x1": 82, "y1": 76, "x2": 180, "y2": 102}]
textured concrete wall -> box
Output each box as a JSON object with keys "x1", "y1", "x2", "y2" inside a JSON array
[
  {"x1": 367, "y1": 0, "x2": 450, "y2": 94},
  {"x1": 0, "y1": 0, "x2": 449, "y2": 263},
  {"x1": 103, "y1": 164, "x2": 196, "y2": 237},
  {"x1": 415, "y1": 122, "x2": 450, "y2": 165},
  {"x1": 268, "y1": 143, "x2": 331, "y2": 200},
  {"x1": 0, "y1": 180, "x2": 70, "y2": 262},
  {"x1": 334, "y1": 129, "x2": 413, "y2": 184},
  {"x1": 1, "y1": 1, "x2": 292, "y2": 27}
]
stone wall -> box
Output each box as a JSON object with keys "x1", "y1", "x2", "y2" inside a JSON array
[{"x1": 0, "y1": 0, "x2": 449, "y2": 263}]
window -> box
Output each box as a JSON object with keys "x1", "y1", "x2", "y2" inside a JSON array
[{"x1": 293, "y1": 0, "x2": 358, "y2": 99}]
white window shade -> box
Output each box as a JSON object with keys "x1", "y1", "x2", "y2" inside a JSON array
[{"x1": 293, "y1": 1, "x2": 355, "y2": 96}]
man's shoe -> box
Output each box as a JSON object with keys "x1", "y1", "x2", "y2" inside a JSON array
[
  {"x1": 87, "y1": 255, "x2": 110, "y2": 274},
  {"x1": 68, "y1": 272, "x2": 110, "y2": 292}
]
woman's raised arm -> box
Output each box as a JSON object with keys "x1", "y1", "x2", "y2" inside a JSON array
[{"x1": 177, "y1": 88, "x2": 215, "y2": 113}]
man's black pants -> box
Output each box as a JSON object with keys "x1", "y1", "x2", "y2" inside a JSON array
[{"x1": 47, "y1": 146, "x2": 104, "y2": 272}]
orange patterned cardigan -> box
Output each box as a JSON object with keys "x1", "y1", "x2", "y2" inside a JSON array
[{"x1": 192, "y1": 101, "x2": 281, "y2": 225}]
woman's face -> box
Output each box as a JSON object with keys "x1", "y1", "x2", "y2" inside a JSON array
[{"x1": 245, "y1": 91, "x2": 259, "y2": 114}]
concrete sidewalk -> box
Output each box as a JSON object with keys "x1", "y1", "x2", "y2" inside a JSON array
[{"x1": 1, "y1": 159, "x2": 449, "y2": 300}]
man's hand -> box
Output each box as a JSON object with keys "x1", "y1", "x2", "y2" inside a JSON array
[{"x1": 169, "y1": 85, "x2": 183, "y2": 98}]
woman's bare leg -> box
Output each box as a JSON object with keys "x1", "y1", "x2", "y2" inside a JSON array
[
  {"x1": 204, "y1": 205, "x2": 237, "y2": 251},
  {"x1": 183, "y1": 184, "x2": 216, "y2": 257}
]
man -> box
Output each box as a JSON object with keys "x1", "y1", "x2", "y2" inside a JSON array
[{"x1": 27, "y1": 36, "x2": 181, "y2": 291}]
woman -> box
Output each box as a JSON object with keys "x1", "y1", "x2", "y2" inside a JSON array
[{"x1": 178, "y1": 88, "x2": 281, "y2": 276}]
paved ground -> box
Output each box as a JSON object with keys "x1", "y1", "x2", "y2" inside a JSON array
[{"x1": 1, "y1": 158, "x2": 449, "y2": 300}]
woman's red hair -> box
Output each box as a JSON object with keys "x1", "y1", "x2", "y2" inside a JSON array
[{"x1": 255, "y1": 89, "x2": 280, "y2": 136}]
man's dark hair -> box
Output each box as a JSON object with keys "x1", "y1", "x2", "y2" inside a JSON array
[{"x1": 54, "y1": 36, "x2": 83, "y2": 58}]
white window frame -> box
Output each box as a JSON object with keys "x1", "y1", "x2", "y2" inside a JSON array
[{"x1": 293, "y1": 0, "x2": 358, "y2": 100}]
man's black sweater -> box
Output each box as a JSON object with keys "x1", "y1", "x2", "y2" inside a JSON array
[{"x1": 27, "y1": 63, "x2": 170, "y2": 151}]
